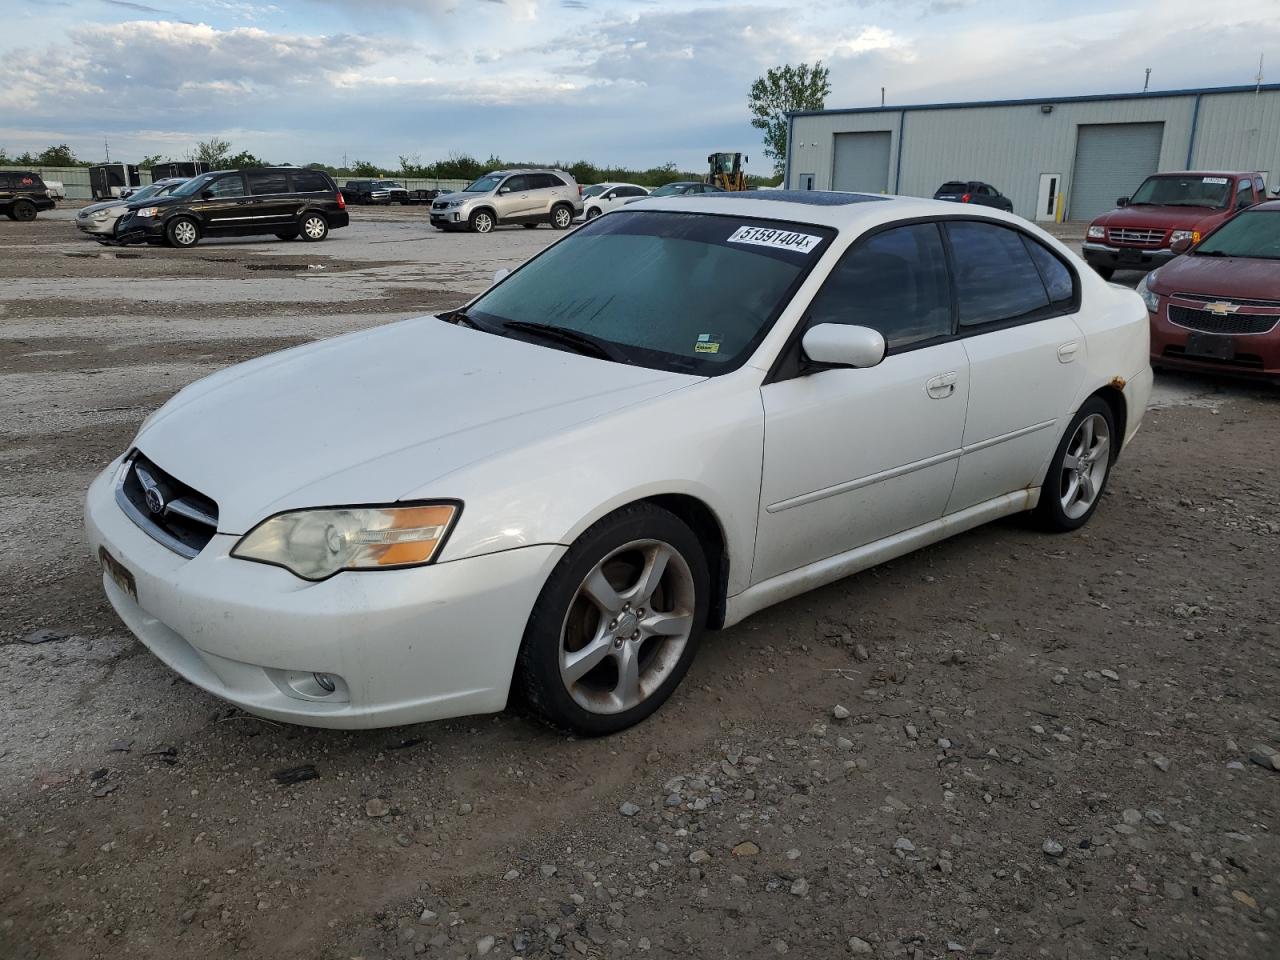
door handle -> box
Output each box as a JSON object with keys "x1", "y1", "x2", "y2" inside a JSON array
[
  {"x1": 1057, "y1": 341, "x2": 1080, "y2": 363},
  {"x1": 234, "y1": 199, "x2": 253, "y2": 205},
  {"x1": 926, "y1": 372, "x2": 958, "y2": 399}
]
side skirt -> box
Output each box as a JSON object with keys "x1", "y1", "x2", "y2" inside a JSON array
[{"x1": 722, "y1": 489, "x2": 1039, "y2": 628}]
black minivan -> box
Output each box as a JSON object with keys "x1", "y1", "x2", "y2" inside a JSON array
[{"x1": 114, "y1": 167, "x2": 349, "y2": 248}]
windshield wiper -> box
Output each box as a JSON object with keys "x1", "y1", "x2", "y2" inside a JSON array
[
  {"x1": 440, "y1": 306, "x2": 484, "y2": 329},
  {"x1": 500, "y1": 321, "x2": 628, "y2": 363}
]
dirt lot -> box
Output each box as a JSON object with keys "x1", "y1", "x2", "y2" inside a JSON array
[{"x1": 1, "y1": 206, "x2": 1277, "y2": 960}]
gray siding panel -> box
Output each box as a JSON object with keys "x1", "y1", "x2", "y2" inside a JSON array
[
  {"x1": 831, "y1": 131, "x2": 891, "y2": 193},
  {"x1": 1068, "y1": 122, "x2": 1165, "y2": 220}
]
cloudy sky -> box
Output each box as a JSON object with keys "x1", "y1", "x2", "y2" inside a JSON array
[{"x1": 1, "y1": 0, "x2": 1276, "y2": 174}]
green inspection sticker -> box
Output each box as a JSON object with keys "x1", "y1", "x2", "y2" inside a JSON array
[{"x1": 694, "y1": 333, "x2": 721, "y2": 354}]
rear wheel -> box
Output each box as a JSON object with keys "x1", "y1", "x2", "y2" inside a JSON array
[
  {"x1": 516, "y1": 503, "x2": 709, "y2": 735},
  {"x1": 300, "y1": 214, "x2": 328, "y2": 241},
  {"x1": 1034, "y1": 397, "x2": 1116, "y2": 532},
  {"x1": 469, "y1": 209, "x2": 495, "y2": 234},
  {"x1": 550, "y1": 204, "x2": 574, "y2": 230},
  {"x1": 166, "y1": 216, "x2": 200, "y2": 248},
  {"x1": 11, "y1": 199, "x2": 37, "y2": 222}
]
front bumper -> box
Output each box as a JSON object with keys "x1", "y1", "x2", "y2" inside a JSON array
[
  {"x1": 76, "y1": 216, "x2": 119, "y2": 237},
  {"x1": 430, "y1": 205, "x2": 469, "y2": 224},
  {"x1": 1083, "y1": 242, "x2": 1177, "y2": 272},
  {"x1": 84, "y1": 458, "x2": 565, "y2": 728},
  {"x1": 113, "y1": 212, "x2": 165, "y2": 244},
  {"x1": 1149, "y1": 304, "x2": 1280, "y2": 381}
]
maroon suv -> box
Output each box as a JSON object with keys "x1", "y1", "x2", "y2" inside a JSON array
[
  {"x1": 1083, "y1": 171, "x2": 1268, "y2": 279},
  {"x1": 1141, "y1": 199, "x2": 1280, "y2": 381}
]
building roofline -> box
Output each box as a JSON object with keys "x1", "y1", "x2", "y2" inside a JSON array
[{"x1": 787, "y1": 82, "x2": 1280, "y2": 119}]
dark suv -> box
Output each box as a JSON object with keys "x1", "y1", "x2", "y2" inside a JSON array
[
  {"x1": 933, "y1": 181, "x2": 1014, "y2": 213},
  {"x1": 343, "y1": 179, "x2": 410, "y2": 204},
  {"x1": 1, "y1": 171, "x2": 57, "y2": 221},
  {"x1": 114, "y1": 167, "x2": 349, "y2": 248}
]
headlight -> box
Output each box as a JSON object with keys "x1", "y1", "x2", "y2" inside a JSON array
[
  {"x1": 446, "y1": 199, "x2": 463, "y2": 208},
  {"x1": 134, "y1": 206, "x2": 160, "y2": 218},
  {"x1": 1136, "y1": 273, "x2": 1160, "y2": 313},
  {"x1": 232, "y1": 503, "x2": 460, "y2": 581},
  {"x1": 1169, "y1": 229, "x2": 1199, "y2": 245},
  {"x1": 92, "y1": 210, "x2": 110, "y2": 220},
  {"x1": 1087, "y1": 225, "x2": 1106, "y2": 240}
]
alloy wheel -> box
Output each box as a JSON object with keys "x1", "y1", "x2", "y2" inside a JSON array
[
  {"x1": 473, "y1": 212, "x2": 493, "y2": 233},
  {"x1": 553, "y1": 206, "x2": 573, "y2": 228},
  {"x1": 303, "y1": 216, "x2": 327, "y2": 239},
  {"x1": 558, "y1": 539, "x2": 695, "y2": 715},
  {"x1": 1059, "y1": 413, "x2": 1110, "y2": 519},
  {"x1": 173, "y1": 220, "x2": 197, "y2": 246}
]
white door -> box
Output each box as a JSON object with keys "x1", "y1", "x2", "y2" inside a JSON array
[
  {"x1": 753, "y1": 222, "x2": 968, "y2": 583},
  {"x1": 1035, "y1": 173, "x2": 1062, "y2": 222},
  {"x1": 940, "y1": 220, "x2": 1087, "y2": 513}
]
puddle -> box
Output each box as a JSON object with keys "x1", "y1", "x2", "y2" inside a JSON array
[
  {"x1": 63, "y1": 252, "x2": 143, "y2": 260},
  {"x1": 244, "y1": 264, "x2": 308, "y2": 272}
]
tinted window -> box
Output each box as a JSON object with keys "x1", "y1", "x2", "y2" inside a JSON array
[
  {"x1": 204, "y1": 174, "x2": 246, "y2": 199},
  {"x1": 536, "y1": 173, "x2": 566, "y2": 189},
  {"x1": 503, "y1": 175, "x2": 531, "y2": 192},
  {"x1": 617, "y1": 186, "x2": 646, "y2": 198},
  {"x1": 1022, "y1": 237, "x2": 1075, "y2": 305},
  {"x1": 808, "y1": 223, "x2": 952, "y2": 349},
  {"x1": 938, "y1": 182, "x2": 968, "y2": 194},
  {"x1": 946, "y1": 221, "x2": 1050, "y2": 326},
  {"x1": 247, "y1": 170, "x2": 289, "y2": 195},
  {"x1": 294, "y1": 171, "x2": 331, "y2": 192},
  {"x1": 0, "y1": 173, "x2": 11, "y2": 189}
]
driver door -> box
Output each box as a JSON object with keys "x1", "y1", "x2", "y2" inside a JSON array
[
  {"x1": 496, "y1": 174, "x2": 532, "y2": 220},
  {"x1": 753, "y1": 222, "x2": 969, "y2": 583}
]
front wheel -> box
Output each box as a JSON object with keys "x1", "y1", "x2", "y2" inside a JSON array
[
  {"x1": 1034, "y1": 397, "x2": 1116, "y2": 532},
  {"x1": 469, "y1": 209, "x2": 495, "y2": 234},
  {"x1": 585, "y1": 207, "x2": 602, "y2": 220},
  {"x1": 12, "y1": 200, "x2": 37, "y2": 222},
  {"x1": 516, "y1": 503, "x2": 709, "y2": 735},
  {"x1": 550, "y1": 204, "x2": 574, "y2": 230},
  {"x1": 300, "y1": 214, "x2": 328, "y2": 241},
  {"x1": 166, "y1": 216, "x2": 200, "y2": 248}
]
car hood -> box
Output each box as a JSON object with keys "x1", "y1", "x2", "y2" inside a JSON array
[
  {"x1": 1148, "y1": 254, "x2": 1280, "y2": 300},
  {"x1": 1093, "y1": 205, "x2": 1226, "y2": 231},
  {"x1": 435, "y1": 191, "x2": 479, "y2": 203},
  {"x1": 134, "y1": 317, "x2": 701, "y2": 533},
  {"x1": 80, "y1": 199, "x2": 128, "y2": 216}
]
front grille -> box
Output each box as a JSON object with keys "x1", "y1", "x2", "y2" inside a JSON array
[
  {"x1": 115, "y1": 451, "x2": 219, "y2": 557},
  {"x1": 1174, "y1": 292, "x2": 1280, "y2": 309},
  {"x1": 1168, "y1": 305, "x2": 1279, "y2": 335},
  {"x1": 1108, "y1": 227, "x2": 1165, "y2": 245},
  {"x1": 1163, "y1": 346, "x2": 1265, "y2": 369}
]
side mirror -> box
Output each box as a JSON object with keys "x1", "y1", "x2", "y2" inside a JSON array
[
  {"x1": 201, "y1": 189, "x2": 215, "y2": 200},
  {"x1": 498, "y1": 187, "x2": 510, "y2": 195},
  {"x1": 1171, "y1": 237, "x2": 1192, "y2": 255},
  {"x1": 802, "y1": 324, "x2": 886, "y2": 370},
  {"x1": 492, "y1": 268, "x2": 510, "y2": 285},
  {"x1": 1116, "y1": 196, "x2": 1129, "y2": 207}
]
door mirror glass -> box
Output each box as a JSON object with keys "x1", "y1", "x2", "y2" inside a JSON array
[
  {"x1": 492, "y1": 268, "x2": 510, "y2": 285},
  {"x1": 1171, "y1": 237, "x2": 1192, "y2": 255},
  {"x1": 498, "y1": 187, "x2": 510, "y2": 195},
  {"x1": 200, "y1": 189, "x2": 215, "y2": 200},
  {"x1": 802, "y1": 324, "x2": 886, "y2": 369},
  {"x1": 1116, "y1": 196, "x2": 1129, "y2": 207}
]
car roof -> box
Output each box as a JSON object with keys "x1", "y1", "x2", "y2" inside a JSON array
[
  {"x1": 631, "y1": 190, "x2": 1023, "y2": 230},
  {"x1": 1147, "y1": 171, "x2": 1260, "y2": 178}
]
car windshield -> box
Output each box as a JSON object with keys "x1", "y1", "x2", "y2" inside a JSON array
[
  {"x1": 464, "y1": 210, "x2": 834, "y2": 375},
  {"x1": 122, "y1": 182, "x2": 166, "y2": 203},
  {"x1": 170, "y1": 173, "x2": 219, "y2": 198},
  {"x1": 1193, "y1": 210, "x2": 1280, "y2": 260},
  {"x1": 581, "y1": 185, "x2": 607, "y2": 198},
  {"x1": 650, "y1": 183, "x2": 691, "y2": 197},
  {"x1": 464, "y1": 175, "x2": 503, "y2": 193},
  {"x1": 1129, "y1": 175, "x2": 1232, "y2": 208},
  {"x1": 373, "y1": 180, "x2": 401, "y2": 188}
]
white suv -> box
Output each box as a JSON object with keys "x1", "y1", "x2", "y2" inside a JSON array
[
  {"x1": 430, "y1": 169, "x2": 583, "y2": 233},
  {"x1": 582, "y1": 183, "x2": 649, "y2": 220}
]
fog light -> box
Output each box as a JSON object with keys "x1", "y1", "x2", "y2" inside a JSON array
[{"x1": 313, "y1": 672, "x2": 336, "y2": 693}]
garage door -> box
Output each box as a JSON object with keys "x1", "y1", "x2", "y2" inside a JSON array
[
  {"x1": 1069, "y1": 122, "x2": 1164, "y2": 221},
  {"x1": 832, "y1": 131, "x2": 891, "y2": 194}
]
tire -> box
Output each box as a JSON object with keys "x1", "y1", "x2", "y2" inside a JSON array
[
  {"x1": 1033, "y1": 397, "x2": 1117, "y2": 532},
  {"x1": 300, "y1": 213, "x2": 328, "y2": 242},
  {"x1": 11, "y1": 199, "x2": 37, "y2": 222},
  {"x1": 550, "y1": 204, "x2": 574, "y2": 230},
  {"x1": 275, "y1": 231, "x2": 298, "y2": 241},
  {"x1": 1092, "y1": 265, "x2": 1115, "y2": 281},
  {"x1": 585, "y1": 207, "x2": 602, "y2": 220},
  {"x1": 522, "y1": 223, "x2": 540, "y2": 229},
  {"x1": 469, "y1": 209, "x2": 495, "y2": 234},
  {"x1": 166, "y1": 216, "x2": 200, "y2": 248},
  {"x1": 516, "y1": 503, "x2": 710, "y2": 736}
]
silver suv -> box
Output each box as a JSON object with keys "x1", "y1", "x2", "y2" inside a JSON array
[{"x1": 430, "y1": 169, "x2": 582, "y2": 233}]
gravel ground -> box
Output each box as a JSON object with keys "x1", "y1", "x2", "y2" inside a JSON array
[{"x1": 1, "y1": 206, "x2": 1277, "y2": 960}]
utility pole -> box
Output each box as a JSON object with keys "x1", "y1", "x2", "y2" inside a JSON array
[
  {"x1": 1256, "y1": 53, "x2": 1265, "y2": 93},
  {"x1": 1143, "y1": 68, "x2": 1151, "y2": 93},
  {"x1": 104, "y1": 138, "x2": 110, "y2": 162},
  {"x1": 880, "y1": 87, "x2": 885, "y2": 107}
]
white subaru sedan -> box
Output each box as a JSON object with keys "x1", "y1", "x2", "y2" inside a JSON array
[{"x1": 85, "y1": 192, "x2": 1152, "y2": 735}]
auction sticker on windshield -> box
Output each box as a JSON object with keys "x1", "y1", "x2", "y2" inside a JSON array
[
  {"x1": 1203, "y1": 177, "x2": 1229, "y2": 184},
  {"x1": 727, "y1": 225, "x2": 822, "y2": 254}
]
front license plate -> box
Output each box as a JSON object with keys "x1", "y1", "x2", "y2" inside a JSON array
[
  {"x1": 1184, "y1": 332, "x2": 1235, "y2": 361},
  {"x1": 98, "y1": 546, "x2": 138, "y2": 602},
  {"x1": 1116, "y1": 248, "x2": 1143, "y2": 265}
]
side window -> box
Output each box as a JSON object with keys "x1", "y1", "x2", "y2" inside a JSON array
[
  {"x1": 1236, "y1": 179, "x2": 1254, "y2": 209},
  {"x1": 247, "y1": 170, "x2": 289, "y2": 195},
  {"x1": 620, "y1": 186, "x2": 646, "y2": 198},
  {"x1": 293, "y1": 171, "x2": 331, "y2": 192},
  {"x1": 540, "y1": 173, "x2": 567, "y2": 190},
  {"x1": 502, "y1": 175, "x2": 530, "y2": 192},
  {"x1": 1256, "y1": 177, "x2": 1267, "y2": 196},
  {"x1": 945, "y1": 221, "x2": 1050, "y2": 327},
  {"x1": 204, "y1": 174, "x2": 246, "y2": 199},
  {"x1": 1021, "y1": 237, "x2": 1076, "y2": 306},
  {"x1": 807, "y1": 223, "x2": 953, "y2": 350},
  {"x1": 0, "y1": 173, "x2": 12, "y2": 189}
]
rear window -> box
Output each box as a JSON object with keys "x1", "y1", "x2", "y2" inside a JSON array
[
  {"x1": 938, "y1": 182, "x2": 969, "y2": 194},
  {"x1": 15, "y1": 172, "x2": 44, "y2": 189},
  {"x1": 295, "y1": 171, "x2": 333, "y2": 192},
  {"x1": 946, "y1": 221, "x2": 1051, "y2": 326}
]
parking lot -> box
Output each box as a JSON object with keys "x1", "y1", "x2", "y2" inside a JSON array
[{"x1": 2, "y1": 204, "x2": 1277, "y2": 960}]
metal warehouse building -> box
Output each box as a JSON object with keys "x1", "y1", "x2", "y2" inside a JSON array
[{"x1": 784, "y1": 83, "x2": 1280, "y2": 223}]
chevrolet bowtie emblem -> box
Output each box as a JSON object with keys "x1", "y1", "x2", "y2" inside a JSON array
[{"x1": 1205, "y1": 301, "x2": 1239, "y2": 316}]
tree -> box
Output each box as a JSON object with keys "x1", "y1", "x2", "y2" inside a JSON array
[
  {"x1": 36, "y1": 144, "x2": 79, "y2": 166},
  {"x1": 349, "y1": 159, "x2": 383, "y2": 177},
  {"x1": 748, "y1": 62, "x2": 831, "y2": 177},
  {"x1": 227, "y1": 150, "x2": 268, "y2": 168},
  {"x1": 194, "y1": 137, "x2": 232, "y2": 167}
]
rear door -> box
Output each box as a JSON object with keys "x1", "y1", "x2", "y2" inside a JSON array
[
  {"x1": 943, "y1": 220, "x2": 1086, "y2": 513},
  {"x1": 244, "y1": 170, "x2": 295, "y2": 229},
  {"x1": 191, "y1": 173, "x2": 248, "y2": 233}
]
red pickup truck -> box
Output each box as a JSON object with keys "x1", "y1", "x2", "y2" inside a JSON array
[{"x1": 1082, "y1": 171, "x2": 1270, "y2": 279}]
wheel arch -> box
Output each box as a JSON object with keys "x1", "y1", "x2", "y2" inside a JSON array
[
  {"x1": 640, "y1": 493, "x2": 730, "y2": 629},
  {"x1": 469, "y1": 204, "x2": 498, "y2": 222},
  {"x1": 1087, "y1": 384, "x2": 1127, "y2": 463}
]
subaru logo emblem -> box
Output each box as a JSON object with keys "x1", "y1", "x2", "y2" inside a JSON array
[{"x1": 145, "y1": 486, "x2": 165, "y2": 514}]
